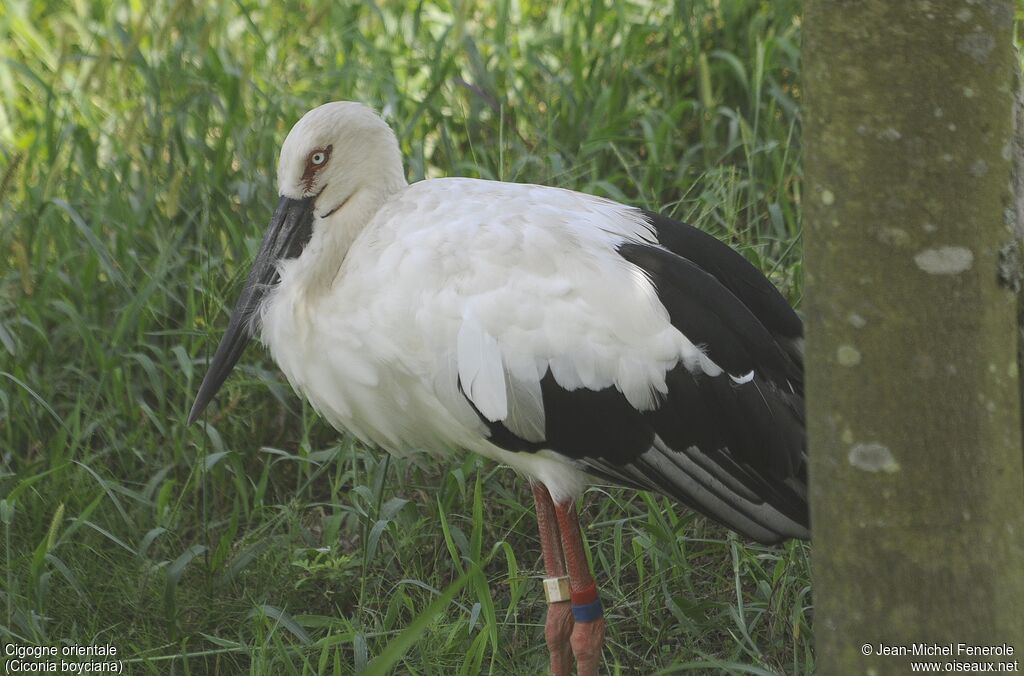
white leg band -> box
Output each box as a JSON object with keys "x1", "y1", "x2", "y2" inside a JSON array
[{"x1": 543, "y1": 576, "x2": 571, "y2": 603}]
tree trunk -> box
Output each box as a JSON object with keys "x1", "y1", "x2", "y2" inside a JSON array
[{"x1": 803, "y1": 2, "x2": 1024, "y2": 673}]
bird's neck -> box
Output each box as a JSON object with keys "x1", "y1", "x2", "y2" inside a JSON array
[{"x1": 285, "y1": 179, "x2": 407, "y2": 297}]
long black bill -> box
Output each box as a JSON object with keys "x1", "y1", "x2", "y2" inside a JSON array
[{"x1": 187, "y1": 195, "x2": 317, "y2": 424}]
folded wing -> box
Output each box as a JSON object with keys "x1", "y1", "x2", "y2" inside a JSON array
[{"x1": 448, "y1": 199, "x2": 807, "y2": 544}]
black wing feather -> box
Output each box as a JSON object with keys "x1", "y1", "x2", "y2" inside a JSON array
[
  {"x1": 618, "y1": 242, "x2": 801, "y2": 392},
  {"x1": 641, "y1": 210, "x2": 802, "y2": 342}
]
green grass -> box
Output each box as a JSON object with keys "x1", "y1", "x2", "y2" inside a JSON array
[{"x1": 0, "y1": 0, "x2": 811, "y2": 673}]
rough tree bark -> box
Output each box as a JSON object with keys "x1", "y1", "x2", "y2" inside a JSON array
[{"x1": 803, "y1": 2, "x2": 1024, "y2": 673}]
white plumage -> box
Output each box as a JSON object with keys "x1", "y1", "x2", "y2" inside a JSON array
[{"x1": 264, "y1": 176, "x2": 716, "y2": 501}]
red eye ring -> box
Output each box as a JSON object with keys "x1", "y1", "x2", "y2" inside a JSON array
[{"x1": 302, "y1": 145, "x2": 332, "y2": 191}]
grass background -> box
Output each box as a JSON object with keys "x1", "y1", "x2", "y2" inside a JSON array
[{"x1": 0, "y1": 0, "x2": 815, "y2": 673}]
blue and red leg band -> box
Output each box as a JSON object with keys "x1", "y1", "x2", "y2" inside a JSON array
[{"x1": 570, "y1": 583, "x2": 603, "y2": 622}]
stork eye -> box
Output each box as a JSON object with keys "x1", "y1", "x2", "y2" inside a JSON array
[{"x1": 301, "y1": 145, "x2": 332, "y2": 191}]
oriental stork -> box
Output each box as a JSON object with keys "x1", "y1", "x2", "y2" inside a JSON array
[{"x1": 188, "y1": 101, "x2": 808, "y2": 675}]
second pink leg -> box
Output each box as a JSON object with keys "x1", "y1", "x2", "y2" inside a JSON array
[{"x1": 554, "y1": 499, "x2": 606, "y2": 676}]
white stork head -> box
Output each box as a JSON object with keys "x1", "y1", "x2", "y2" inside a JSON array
[
  {"x1": 188, "y1": 102, "x2": 406, "y2": 423},
  {"x1": 276, "y1": 101, "x2": 405, "y2": 207}
]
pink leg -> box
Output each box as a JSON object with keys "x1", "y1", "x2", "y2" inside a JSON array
[
  {"x1": 554, "y1": 499, "x2": 605, "y2": 676},
  {"x1": 532, "y1": 483, "x2": 574, "y2": 676}
]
